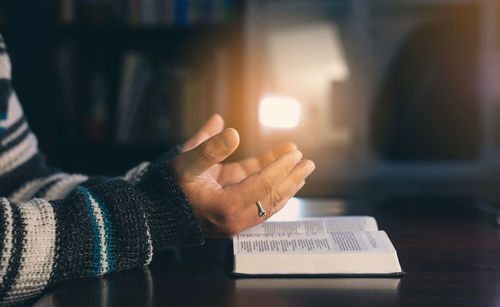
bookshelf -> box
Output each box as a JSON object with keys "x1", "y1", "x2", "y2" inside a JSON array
[{"x1": 49, "y1": 0, "x2": 244, "y2": 174}]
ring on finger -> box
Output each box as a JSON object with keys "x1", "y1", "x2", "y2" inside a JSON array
[{"x1": 256, "y1": 201, "x2": 267, "y2": 218}]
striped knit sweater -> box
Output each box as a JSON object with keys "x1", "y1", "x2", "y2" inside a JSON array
[{"x1": 0, "y1": 35, "x2": 204, "y2": 304}]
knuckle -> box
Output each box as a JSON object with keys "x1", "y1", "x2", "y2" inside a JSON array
[
  {"x1": 269, "y1": 190, "x2": 283, "y2": 207},
  {"x1": 270, "y1": 193, "x2": 290, "y2": 216},
  {"x1": 259, "y1": 177, "x2": 274, "y2": 196},
  {"x1": 198, "y1": 142, "x2": 218, "y2": 163},
  {"x1": 267, "y1": 206, "x2": 276, "y2": 217}
]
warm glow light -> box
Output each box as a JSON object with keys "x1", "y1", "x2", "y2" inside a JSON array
[{"x1": 259, "y1": 95, "x2": 300, "y2": 128}]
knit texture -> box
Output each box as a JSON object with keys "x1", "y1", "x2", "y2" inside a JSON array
[{"x1": 0, "y1": 34, "x2": 204, "y2": 305}]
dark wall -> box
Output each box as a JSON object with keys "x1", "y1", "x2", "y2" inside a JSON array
[{"x1": 0, "y1": 2, "x2": 59, "y2": 155}]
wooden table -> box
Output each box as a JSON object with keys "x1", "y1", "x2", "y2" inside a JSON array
[{"x1": 33, "y1": 197, "x2": 500, "y2": 307}]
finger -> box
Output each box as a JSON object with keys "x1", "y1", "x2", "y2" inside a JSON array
[
  {"x1": 216, "y1": 143, "x2": 297, "y2": 186},
  {"x1": 177, "y1": 128, "x2": 239, "y2": 177},
  {"x1": 237, "y1": 143, "x2": 297, "y2": 175},
  {"x1": 243, "y1": 181, "x2": 304, "y2": 231},
  {"x1": 261, "y1": 160, "x2": 314, "y2": 216},
  {"x1": 227, "y1": 150, "x2": 303, "y2": 208},
  {"x1": 241, "y1": 160, "x2": 314, "y2": 229},
  {"x1": 182, "y1": 114, "x2": 224, "y2": 152}
]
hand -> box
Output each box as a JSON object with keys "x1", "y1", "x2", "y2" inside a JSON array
[
  {"x1": 171, "y1": 115, "x2": 315, "y2": 238},
  {"x1": 180, "y1": 114, "x2": 225, "y2": 153}
]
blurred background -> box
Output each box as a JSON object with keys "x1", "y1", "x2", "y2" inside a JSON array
[{"x1": 1, "y1": 0, "x2": 500, "y2": 200}]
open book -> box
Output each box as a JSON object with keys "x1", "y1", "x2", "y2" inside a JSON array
[{"x1": 232, "y1": 216, "x2": 403, "y2": 276}]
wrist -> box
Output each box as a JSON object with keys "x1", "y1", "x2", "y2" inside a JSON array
[{"x1": 135, "y1": 160, "x2": 205, "y2": 252}]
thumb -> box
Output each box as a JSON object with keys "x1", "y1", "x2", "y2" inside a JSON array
[
  {"x1": 181, "y1": 114, "x2": 224, "y2": 152},
  {"x1": 178, "y1": 128, "x2": 240, "y2": 177}
]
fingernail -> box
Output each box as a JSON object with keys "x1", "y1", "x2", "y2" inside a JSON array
[
  {"x1": 221, "y1": 128, "x2": 239, "y2": 150},
  {"x1": 294, "y1": 150, "x2": 303, "y2": 161},
  {"x1": 284, "y1": 142, "x2": 297, "y2": 151},
  {"x1": 306, "y1": 161, "x2": 315, "y2": 174}
]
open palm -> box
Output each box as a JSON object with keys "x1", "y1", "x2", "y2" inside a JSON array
[
  {"x1": 172, "y1": 114, "x2": 314, "y2": 238},
  {"x1": 181, "y1": 114, "x2": 297, "y2": 187}
]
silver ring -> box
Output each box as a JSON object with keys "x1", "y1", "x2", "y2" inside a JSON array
[{"x1": 256, "y1": 201, "x2": 267, "y2": 218}]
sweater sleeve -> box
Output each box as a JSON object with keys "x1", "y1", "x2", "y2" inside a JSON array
[
  {"x1": 0, "y1": 162, "x2": 204, "y2": 304},
  {"x1": 0, "y1": 35, "x2": 204, "y2": 304}
]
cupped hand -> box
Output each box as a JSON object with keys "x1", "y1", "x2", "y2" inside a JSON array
[{"x1": 171, "y1": 114, "x2": 315, "y2": 238}]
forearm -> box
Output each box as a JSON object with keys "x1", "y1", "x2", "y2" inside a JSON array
[{"x1": 0, "y1": 161, "x2": 204, "y2": 304}]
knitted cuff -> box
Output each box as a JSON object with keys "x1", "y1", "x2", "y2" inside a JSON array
[{"x1": 136, "y1": 160, "x2": 204, "y2": 252}]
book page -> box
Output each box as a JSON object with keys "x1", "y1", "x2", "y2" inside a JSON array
[
  {"x1": 240, "y1": 216, "x2": 378, "y2": 235},
  {"x1": 234, "y1": 231, "x2": 394, "y2": 255}
]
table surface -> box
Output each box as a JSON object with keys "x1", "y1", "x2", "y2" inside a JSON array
[{"x1": 32, "y1": 197, "x2": 500, "y2": 307}]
